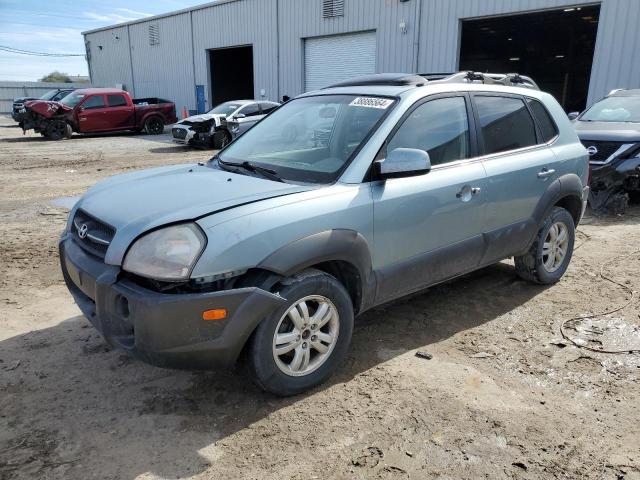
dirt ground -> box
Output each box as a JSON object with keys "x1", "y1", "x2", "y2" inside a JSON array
[{"x1": 0, "y1": 115, "x2": 639, "y2": 480}]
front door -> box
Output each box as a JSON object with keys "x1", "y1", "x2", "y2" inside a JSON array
[
  {"x1": 233, "y1": 103, "x2": 264, "y2": 135},
  {"x1": 372, "y1": 95, "x2": 487, "y2": 303},
  {"x1": 77, "y1": 94, "x2": 108, "y2": 132}
]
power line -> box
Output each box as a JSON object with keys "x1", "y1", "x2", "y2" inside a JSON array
[{"x1": 0, "y1": 46, "x2": 85, "y2": 57}]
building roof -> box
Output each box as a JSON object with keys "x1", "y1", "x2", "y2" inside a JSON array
[{"x1": 82, "y1": 0, "x2": 240, "y2": 35}]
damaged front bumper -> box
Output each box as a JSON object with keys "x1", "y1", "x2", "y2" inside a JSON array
[
  {"x1": 59, "y1": 233, "x2": 285, "y2": 369},
  {"x1": 589, "y1": 155, "x2": 640, "y2": 214}
]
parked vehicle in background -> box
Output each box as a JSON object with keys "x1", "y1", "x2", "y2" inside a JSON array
[
  {"x1": 60, "y1": 72, "x2": 588, "y2": 395},
  {"x1": 19, "y1": 88, "x2": 177, "y2": 140},
  {"x1": 572, "y1": 89, "x2": 640, "y2": 214},
  {"x1": 12, "y1": 88, "x2": 76, "y2": 122},
  {"x1": 172, "y1": 100, "x2": 280, "y2": 148}
]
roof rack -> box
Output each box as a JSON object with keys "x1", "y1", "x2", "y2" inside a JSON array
[{"x1": 324, "y1": 71, "x2": 540, "y2": 90}]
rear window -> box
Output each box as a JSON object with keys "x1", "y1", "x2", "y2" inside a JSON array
[
  {"x1": 107, "y1": 94, "x2": 127, "y2": 107},
  {"x1": 475, "y1": 96, "x2": 537, "y2": 155},
  {"x1": 527, "y1": 98, "x2": 558, "y2": 143}
]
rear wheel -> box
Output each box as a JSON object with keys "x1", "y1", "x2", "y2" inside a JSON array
[
  {"x1": 514, "y1": 206, "x2": 575, "y2": 284},
  {"x1": 247, "y1": 269, "x2": 354, "y2": 396},
  {"x1": 144, "y1": 116, "x2": 164, "y2": 135}
]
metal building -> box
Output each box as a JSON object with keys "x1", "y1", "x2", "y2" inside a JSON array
[{"x1": 82, "y1": 0, "x2": 640, "y2": 115}]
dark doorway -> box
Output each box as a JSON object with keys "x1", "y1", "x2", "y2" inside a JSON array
[
  {"x1": 209, "y1": 45, "x2": 254, "y2": 107},
  {"x1": 459, "y1": 5, "x2": 600, "y2": 112}
]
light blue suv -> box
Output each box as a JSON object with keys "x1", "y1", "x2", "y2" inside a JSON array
[{"x1": 60, "y1": 73, "x2": 589, "y2": 395}]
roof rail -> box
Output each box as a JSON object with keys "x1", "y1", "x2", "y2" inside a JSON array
[
  {"x1": 324, "y1": 73, "x2": 427, "y2": 89},
  {"x1": 430, "y1": 71, "x2": 539, "y2": 90}
]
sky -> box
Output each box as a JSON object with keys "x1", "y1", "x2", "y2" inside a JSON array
[{"x1": 0, "y1": 0, "x2": 205, "y2": 81}]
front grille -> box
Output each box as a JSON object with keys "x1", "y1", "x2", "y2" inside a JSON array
[
  {"x1": 580, "y1": 140, "x2": 625, "y2": 162},
  {"x1": 71, "y1": 209, "x2": 115, "y2": 258},
  {"x1": 172, "y1": 127, "x2": 187, "y2": 139}
]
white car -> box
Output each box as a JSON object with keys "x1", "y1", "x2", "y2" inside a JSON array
[{"x1": 172, "y1": 100, "x2": 279, "y2": 148}]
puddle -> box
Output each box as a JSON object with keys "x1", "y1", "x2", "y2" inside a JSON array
[{"x1": 49, "y1": 195, "x2": 79, "y2": 210}]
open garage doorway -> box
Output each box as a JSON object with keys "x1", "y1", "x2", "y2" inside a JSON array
[
  {"x1": 459, "y1": 5, "x2": 600, "y2": 112},
  {"x1": 209, "y1": 45, "x2": 254, "y2": 107}
]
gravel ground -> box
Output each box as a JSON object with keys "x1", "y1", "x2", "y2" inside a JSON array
[{"x1": 0, "y1": 115, "x2": 639, "y2": 480}]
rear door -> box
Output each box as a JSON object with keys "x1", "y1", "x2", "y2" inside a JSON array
[
  {"x1": 472, "y1": 93, "x2": 562, "y2": 262},
  {"x1": 105, "y1": 94, "x2": 135, "y2": 130},
  {"x1": 77, "y1": 94, "x2": 108, "y2": 132},
  {"x1": 371, "y1": 94, "x2": 488, "y2": 302}
]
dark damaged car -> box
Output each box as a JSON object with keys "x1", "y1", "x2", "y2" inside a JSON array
[
  {"x1": 573, "y1": 89, "x2": 640, "y2": 214},
  {"x1": 20, "y1": 88, "x2": 177, "y2": 140}
]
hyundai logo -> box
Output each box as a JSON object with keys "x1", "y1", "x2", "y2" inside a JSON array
[
  {"x1": 78, "y1": 224, "x2": 89, "y2": 239},
  {"x1": 586, "y1": 146, "x2": 598, "y2": 156}
]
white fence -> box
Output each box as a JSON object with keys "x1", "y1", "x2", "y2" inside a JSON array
[{"x1": 0, "y1": 81, "x2": 91, "y2": 113}]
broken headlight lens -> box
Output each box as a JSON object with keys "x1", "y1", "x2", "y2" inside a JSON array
[{"x1": 123, "y1": 223, "x2": 206, "y2": 281}]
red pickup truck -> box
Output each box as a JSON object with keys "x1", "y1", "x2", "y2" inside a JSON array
[{"x1": 19, "y1": 88, "x2": 178, "y2": 140}]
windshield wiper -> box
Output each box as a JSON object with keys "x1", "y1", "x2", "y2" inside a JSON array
[{"x1": 218, "y1": 159, "x2": 284, "y2": 183}]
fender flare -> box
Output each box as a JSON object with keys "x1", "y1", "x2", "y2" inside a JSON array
[
  {"x1": 257, "y1": 229, "x2": 375, "y2": 309},
  {"x1": 531, "y1": 173, "x2": 584, "y2": 227}
]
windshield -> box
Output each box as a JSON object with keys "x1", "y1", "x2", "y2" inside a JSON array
[
  {"x1": 39, "y1": 90, "x2": 59, "y2": 100},
  {"x1": 208, "y1": 101, "x2": 242, "y2": 116},
  {"x1": 581, "y1": 96, "x2": 640, "y2": 123},
  {"x1": 219, "y1": 94, "x2": 394, "y2": 183},
  {"x1": 60, "y1": 91, "x2": 86, "y2": 108}
]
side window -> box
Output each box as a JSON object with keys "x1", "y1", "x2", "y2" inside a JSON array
[
  {"x1": 52, "y1": 91, "x2": 66, "y2": 101},
  {"x1": 527, "y1": 98, "x2": 558, "y2": 143},
  {"x1": 475, "y1": 96, "x2": 537, "y2": 154},
  {"x1": 386, "y1": 96, "x2": 470, "y2": 166},
  {"x1": 107, "y1": 94, "x2": 128, "y2": 107},
  {"x1": 260, "y1": 102, "x2": 278, "y2": 115},
  {"x1": 82, "y1": 95, "x2": 105, "y2": 110},
  {"x1": 238, "y1": 104, "x2": 261, "y2": 117}
]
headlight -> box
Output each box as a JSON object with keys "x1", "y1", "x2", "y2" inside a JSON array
[{"x1": 123, "y1": 223, "x2": 206, "y2": 281}]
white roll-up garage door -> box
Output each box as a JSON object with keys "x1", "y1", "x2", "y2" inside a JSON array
[{"x1": 304, "y1": 31, "x2": 376, "y2": 92}]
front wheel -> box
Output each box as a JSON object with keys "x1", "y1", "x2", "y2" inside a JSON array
[
  {"x1": 44, "y1": 119, "x2": 71, "y2": 140},
  {"x1": 247, "y1": 269, "x2": 354, "y2": 396},
  {"x1": 514, "y1": 206, "x2": 575, "y2": 284},
  {"x1": 144, "y1": 116, "x2": 164, "y2": 135},
  {"x1": 211, "y1": 129, "x2": 231, "y2": 149}
]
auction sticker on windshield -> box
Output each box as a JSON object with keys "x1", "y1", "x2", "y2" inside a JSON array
[{"x1": 349, "y1": 97, "x2": 394, "y2": 109}]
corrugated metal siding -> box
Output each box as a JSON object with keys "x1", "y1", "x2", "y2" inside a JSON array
[
  {"x1": 84, "y1": 0, "x2": 640, "y2": 110},
  {"x1": 278, "y1": 0, "x2": 418, "y2": 97},
  {"x1": 191, "y1": 0, "x2": 279, "y2": 110},
  {"x1": 304, "y1": 31, "x2": 377, "y2": 91},
  {"x1": 0, "y1": 82, "x2": 90, "y2": 113},
  {"x1": 128, "y1": 13, "x2": 195, "y2": 113},
  {"x1": 417, "y1": 0, "x2": 640, "y2": 104},
  {"x1": 84, "y1": 26, "x2": 133, "y2": 91}
]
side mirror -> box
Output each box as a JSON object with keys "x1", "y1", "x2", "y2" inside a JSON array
[
  {"x1": 375, "y1": 148, "x2": 431, "y2": 179},
  {"x1": 234, "y1": 113, "x2": 246, "y2": 120},
  {"x1": 567, "y1": 111, "x2": 580, "y2": 121}
]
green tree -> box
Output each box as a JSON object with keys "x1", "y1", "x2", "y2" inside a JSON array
[{"x1": 39, "y1": 71, "x2": 72, "y2": 83}]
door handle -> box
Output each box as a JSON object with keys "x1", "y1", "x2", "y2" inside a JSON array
[
  {"x1": 456, "y1": 186, "x2": 482, "y2": 200},
  {"x1": 537, "y1": 168, "x2": 556, "y2": 179}
]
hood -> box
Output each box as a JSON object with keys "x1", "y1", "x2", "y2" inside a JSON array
[
  {"x1": 24, "y1": 100, "x2": 73, "y2": 118},
  {"x1": 14, "y1": 96, "x2": 38, "y2": 103},
  {"x1": 178, "y1": 113, "x2": 226, "y2": 124},
  {"x1": 74, "y1": 163, "x2": 314, "y2": 264},
  {"x1": 574, "y1": 120, "x2": 640, "y2": 142}
]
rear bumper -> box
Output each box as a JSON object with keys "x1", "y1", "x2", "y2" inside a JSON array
[{"x1": 59, "y1": 234, "x2": 285, "y2": 369}]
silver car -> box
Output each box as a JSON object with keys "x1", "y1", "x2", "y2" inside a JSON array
[
  {"x1": 60, "y1": 72, "x2": 588, "y2": 395},
  {"x1": 171, "y1": 100, "x2": 280, "y2": 148}
]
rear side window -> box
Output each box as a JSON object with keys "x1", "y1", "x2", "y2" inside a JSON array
[
  {"x1": 527, "y1": 98, "x2": 558, "y2": 143},
  {"x1": 387, "y1": 96, "x2": 470, "y2": 166},
  {"x1": 82, "y1": 95, "x2": 105, "y2": 110},
  {"x1": 475, "y1": 96, "x2": 537, "y2": 155},
  {"x1": 107, "y1": 94, "x2": 127, "y2": 107}
]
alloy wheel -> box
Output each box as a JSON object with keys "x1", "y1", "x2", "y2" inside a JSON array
[{"x1": 542, "y1": 221, "x2": 569, "y2": 273}]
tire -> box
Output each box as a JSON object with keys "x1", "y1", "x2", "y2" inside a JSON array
[
  {"x1": 144, "y1": 116, "x2": 164, "y2": 135},
  {"x1": 514, "y1": 206, "x2": 575, "y2": 284},
  {"x1": 247, "y1": 269, "x2": 354, "y2": 396},
  {"x1": 211, "y1": 129, "x2": 231, "y2": 149},
  {"x1": 44, "y1": 119, "x2": 68, "y2": 140}
]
